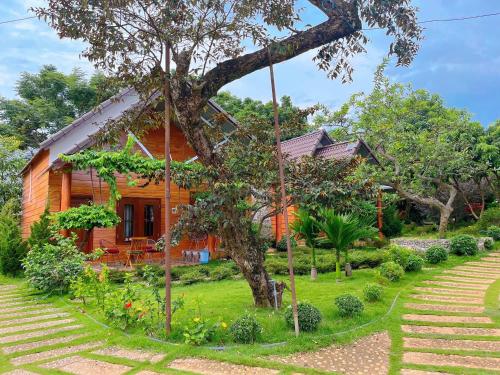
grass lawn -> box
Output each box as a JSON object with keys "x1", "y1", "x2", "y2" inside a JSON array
[{"x1": 0, "y1": 245, "x2": 498, "y2": 375}]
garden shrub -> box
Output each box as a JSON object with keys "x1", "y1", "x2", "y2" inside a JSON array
[
  {"x1": 210, "y1": 265, "x2": 234, "y2": 281},
  {"x1": 484, "y1": 238, "x2": 494, "y2": 250},
  {"x1": 363, "y1": 283, "x2": 384, "y2": 302},
  {"x1": 386, "y1": 245, "x2": 414, "y2": 269},
  {"x1": 276, "y1": 236, "x2": 297, "y2": 252},
  {"x1": 349, "y1": 250, "x2": 385, "y2": 269},
  {"x1": 482, "y1": 226, "x2": 500, "y2": 241},
  {"x1": 335, "y1": 294, "x2": 364, "y2": 317},
  {"x1": 379, "y1": 261, "x2": 404, "y2": 282},
  {"x1": 0, "y1": 200, "x2": 28, "y2": 276},
  {"x1": 284, "y1": 302, "x2": 322, "y2": 332},
  {"x1": 405, "y1": 254, "x2": 424, "y2": 272},
  {"x1": 23, "y1": 233, "x2": 85, "y2": 293},
  {"x1": 27, "y1": 207, "x2": 54, "y2": 249},
  {"x1": 425, "y1": 245, "x2": 448, "y2": 264},
  {"x1": 108, "y1": 269, "x2": 127, "y2": 284},
  {"x1": 230, "y1": 313, "x2": 262, "y2": 344},
  {"x1": 179, "y1": 269, "x2": 206, "y2": 285},
  {"x1": 478, "y1": 207, "x2": 500, "y2": 230},
  {"x1": 382, "y1": 204, "x2": 403, "y2": 237},
  {"x1": 450, "y1": 235, "x2": 478, "y2": 256}
]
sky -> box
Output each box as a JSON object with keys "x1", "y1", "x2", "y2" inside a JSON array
[{"x1": 0, "y1": 0, "x2": 499, "y2": 126}]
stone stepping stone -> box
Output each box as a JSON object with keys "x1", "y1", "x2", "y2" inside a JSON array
[
  {"x1": 1, "y1": 301, "x2": 35, "y2": 308},
  {"x1": 413, "y1": 287, "x2": 483, "y2": 297},
  {"x1": 2, "y1": 333, "x2": 89, "y2": 354},
  {"x1": 135, "y1": 372, "x2": 163, "y2": 375},
  {"x1": 403, "y1": 337, "x2": 500, "y2": 352},
  {"x1": 0, "y1": 296, "x2": 29, "y2": 303},
  {"x1": 0, "y1": 312, "x2": 70, "y2": 327},
  {"x1": 0, "y1": 308, "x2": 63, "y2": 321},
  {"x1": 168, "y1": 358, "x2": 280, "y2": 375},
  {"x1": 270, "y1": 331, "x2": 390, "y2": 375},
  {"x1": 404, "y1": 303, "x2": 484, "y2": 314},
  {"x1": 481, "y1": 257, "x2": 500, "y2": 262},
  {"x1": 454, "y1": 266, "x2": 499, "y2": 275},
  {"x1": 460, "y1": 265, "x2": 500, "y2": 273},
  {"x1": 433, "y1": 275, "x2": 494, "y2": 284},
  {"x1": 93, "y1": 346, "x2": 165, "y2": 363},
  {"x1": 0, "y1": 304, "x2": 51, "y2": 314},
  {"x1": 409, "y1": 294, "x2": 482, "y2": 305},
  {"x1": 0, "y1": 318, "x2": 75, "y2": 335},
  {"x1": 403, "y1": 314, "x2": 492, "y2": 324},
  {"x1": 402, "y1": 325, "x2": 500, "y2": 336},
  {"x1": 42, "y1": 355, "x2": 132, "y2": 375},
  {"x1": 401, "y1": 370, "x2": 452, "y2": 375},
  {"x1": 466, "y1": 261, "x2": 500, "y2": 268},
  {"x1": 486, "y1": 253, "x2": 500, "y2": 257},
  {"x1": 442, "y1": 270, "x2": 497, "y2": 279},
  {"x1": 422, "y1": 281, "x2": 488, "y2": 290},
  {"x1": 2, "y1": 370, "x2": 41, "y2": 375},
  {"x1": 11, "y1": 341, "x2": 104, "y2": 366},
  {"x1": 0, "y1": 324, "x2": 83, "y2": 344},
  {"x1": 403, "y1": 351, "x2": 500, "y2": 371}
]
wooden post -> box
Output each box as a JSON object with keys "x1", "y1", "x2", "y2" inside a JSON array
[
  {"x1": 163, "y1": 43, "x2": 172, "y2": 335},
  {"x1": 60, "y1": 168, "x2": 72, "y2": 237},
  {"x1": 267, "y1": 46, "x2": 300, "y2": 337},
  {"x1": 377, "y1": 189, "x2": 384, "y2": 240}
]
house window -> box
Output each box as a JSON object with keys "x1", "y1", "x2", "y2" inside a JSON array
[{"x1": 117, "y1": 198, "x2": 161, "y2": 243}]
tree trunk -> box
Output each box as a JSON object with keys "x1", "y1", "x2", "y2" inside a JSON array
[
  {"x1": 335, "y1": 249, "x2": 341, "y2": 282},
  {"x1": 438, "y1": 207, "x2": 452, "y2": 239},
  {"x1": 311, "y1": 247, "x2": 317, "y2": 280}
]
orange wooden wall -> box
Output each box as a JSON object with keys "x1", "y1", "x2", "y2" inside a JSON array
[{"x1": 271, "y1": 205, "x2": 297, "y2": 242}]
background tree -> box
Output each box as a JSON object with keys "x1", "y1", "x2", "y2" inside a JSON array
[
  {"x1": 0, "y1": 200, "x2": 28, "y2": 277},
  {"x1": 0, "y1": 65, "x2": 121, "y2": 149},
  {"x1": 36, "y1": 0, "x2": 421, "y2": 307},
  {"x1": 0, "y1": 136, "x2": 26, "y2": 206},
  {"x1": 319, "y1": 66, "x2": 484, "y2": 238},
  {"x1": 214, "y1": 91, "x2": 317, "y2": 140}
]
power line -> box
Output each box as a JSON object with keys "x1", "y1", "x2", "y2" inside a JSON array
[
  {"x1": 0, "y1": 10, "x2": 500, "y2": 28},
  {"x1": 0, "y1": 16, "x2": 37, "y2": 25}
]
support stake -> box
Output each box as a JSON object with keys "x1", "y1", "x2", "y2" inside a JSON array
[{"x1": 267, "y1": 46, "x2": 300, "y2": 337}]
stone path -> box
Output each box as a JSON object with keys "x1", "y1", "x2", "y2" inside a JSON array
[{"x1": 401, "y1": 252, "x2": 500, "y2": 374}]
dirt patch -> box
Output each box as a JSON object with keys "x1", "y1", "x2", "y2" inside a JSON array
[
  {"x1": 404, "y1": 303, "x2": 484, "y2": 314},
  {"x1": 403, "y1": 351, "x2": 500, "y2": 371},
  {"x1": 403, "y1": 314, "x2": 492, "y2": 324},
  {"x1": 271, "y1": 331, "x2": 390, "y2": 375},
  {"x1": 403, "y1": 337, "x2": 500, "y2": 352},
  {"x1": 42, "y1": 355, "x2": 132, "y2": 375},
  {"x1": 168, "y1": 358, "x2": 280, "y2": 375},
  {"x1": 401, "y1": 325, "x2": 500, "y2": 336}
]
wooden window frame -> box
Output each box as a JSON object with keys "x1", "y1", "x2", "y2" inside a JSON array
[{"x1": 116, "y1": 197, "x2": 161, "y2": 244}]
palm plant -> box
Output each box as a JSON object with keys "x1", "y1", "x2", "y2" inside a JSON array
[
  {"x1": 291, "y1": 209, "x2": 320, "y2": 280},
  {"x1": 318, "y1": 209, "x2": 377, "y2": 281}
]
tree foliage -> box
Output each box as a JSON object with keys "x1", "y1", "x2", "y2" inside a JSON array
[
  {"x1": 0, "y1": 200, "x2": 28, "y2": 277},
  {"x1": 0, "y1": 65, "x2": 121, "y2": 149},
  {"x1": 0, "y1": 136, "x2": 26, "y2": 206}
]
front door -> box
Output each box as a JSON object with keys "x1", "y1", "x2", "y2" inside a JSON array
[{"x1": 70, "y1": 196, "x2": 94, "y2": 253}]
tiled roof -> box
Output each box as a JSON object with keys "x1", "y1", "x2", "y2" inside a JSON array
[
  {"x1": 315, "y1": 141, "x2": 360, "y2": 160},
  {"x1": 281, "y1": 130, "x2": 327, "y2": 159}
]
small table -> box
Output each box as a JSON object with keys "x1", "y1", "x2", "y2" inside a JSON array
[{"x1": 125, "y1": 250, "x2": 144, "y2": 268}]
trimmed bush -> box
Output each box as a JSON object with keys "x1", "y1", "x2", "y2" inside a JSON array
[
  {"x1": 484, "y1": 238, "x2": 494, "y2": 250},
  {"x1": 382, "y1": 205, "x2": 403, "y2": 238},
  {"x1": 450, "y1": 235, "x2": 478, "y2": 256},
  {"x1": 483, "y1": 226, "x2": 500, "y2": 241},
  {"x1": 379, "y1": 261, "x2": 404, "y2": 282},
  {"x1": 230, "y1": 313, "x2": 262, "y2": 344},
  {"x1": 363, "y1": 283, "x2": 384, "y2": 302},
  {"x1": 179, "y1": 269, "x2": 206, "y2": 285},
  {"x1": 284, "y1": 302, "x2": 322, "y2": 332},
  {"x1": 425, "y1": 245, "x2": 448, "y2": 264},
  {"x1": 478, "y1": 207, "x2": 500, "y2": 230},
  {"x1": 210, "y1": 266, "x2": 234, "y2": 281},
  {"x1": 386, "y1": 245, "x2": 414, "y2": 269},
  {"x1": 405, "y1": 254, "x2": 424, "y2": 272},
  {"x1": 335, "y1": 294, "x2": 364, "y2": 317},
  {"x1": 276, "y1": 236, "x2": 297, "y2": 252},
  {"x1": 108, "y1": 269, "x2": 127, "y2": 284}
]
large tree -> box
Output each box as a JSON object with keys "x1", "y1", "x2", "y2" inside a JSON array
[
  {"x1": 320, "y1": 66, "x2": 484, "y2": 237},
  {"x1": 0, "y1": 136, "x2": 26, "y2": 207},
  {"x1": 0, "y1": 65, "x2": 121, "y2": 149},
  {"x1": 36, "y1": 0, "x2": 421, "y2": 307}
]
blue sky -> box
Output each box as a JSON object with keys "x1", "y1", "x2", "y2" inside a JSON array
[{"x1": 1, "y1": 0, "x2": 499, "y2": 126}]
